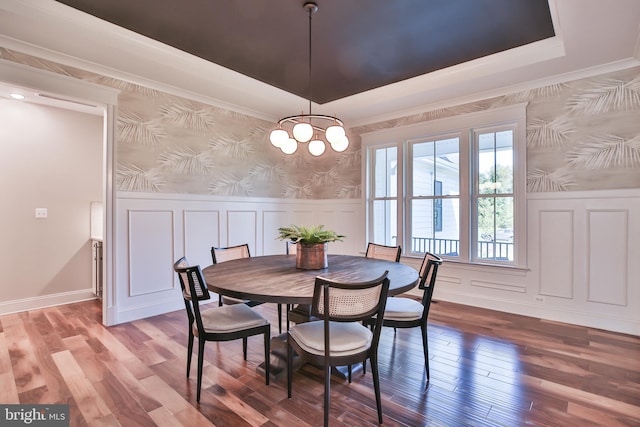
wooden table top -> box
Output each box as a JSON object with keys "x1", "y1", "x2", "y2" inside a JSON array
[{"x1": 202, "y1": 254, "x2": 419, "y2": 305}]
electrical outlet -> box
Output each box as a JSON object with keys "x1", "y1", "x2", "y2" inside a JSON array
[
  {"x1": 35, "y1": 208, "x2": 48, "y2": 219},
  {"x1": 535, "y1": 295, "x2": 545, "y2": 302}
]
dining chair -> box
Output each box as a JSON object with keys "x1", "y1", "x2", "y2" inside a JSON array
[
  {"x1": 365, "y1": 242, "x2": 402, "y2": 262},
  {"x1": 286, "y1": 240, "x2": 297, "y2": 255},
  {"x1": 173, "y1": 258, "x2": 270, "y2": 402},
  {"x1": 211, "y1": 243, "x2": 288, "y2": 334},
  {"x1": 211, "y1": 244, "x2": 260, "y2": 307},
  {"x1": 287, "y1": 271, "x2": 390, "y2": 427},
  {"x1": 367, "y1": 251, "x2": 443, "y2": 381}
]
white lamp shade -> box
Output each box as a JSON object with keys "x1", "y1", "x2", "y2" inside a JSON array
[
  {"x1": 270, "y1": 128, "x2": 289, "y2": 147},
  {"x1": 325, "y1": 124, "x2": 345, "y2": 144},
  {"x1": 330, "y1": 135, "x2": 349, "y2": 152},
  {"x1": 308, "y1": 138, "x2": 326, "y2": 156},
  {"x1": 281, "y1": 138, "x2": 298, "y2": 154},
  {"x1": 292, "y1": 122, "x2": 313, "y2": 142}
]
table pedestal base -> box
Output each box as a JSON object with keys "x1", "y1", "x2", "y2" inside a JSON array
[
  {"x1": 256, "y1": 333, "x2": 365, "y2": 382},
  {"x1": 256, "y1": 333, "x2": 303, "y2": 381}
]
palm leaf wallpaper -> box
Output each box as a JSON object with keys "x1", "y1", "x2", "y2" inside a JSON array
[
  {"x1": 566, "y1": 134, "x2": 640, "y2": 169},
  {"x1": 1, "y1": 47, "x2": 638, "y2": 196}
]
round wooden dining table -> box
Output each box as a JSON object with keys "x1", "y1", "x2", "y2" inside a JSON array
[{"x1": 201, "y1": 254, "x2": 419, "y2": 305}]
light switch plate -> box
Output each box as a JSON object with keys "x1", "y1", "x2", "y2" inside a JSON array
[{"x1": 35, "y1": 208, "x2": 48, "y2": 219}]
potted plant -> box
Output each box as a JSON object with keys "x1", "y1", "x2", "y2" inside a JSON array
[{"x1": 277, "y1": 225, "x2": 345, "y2": 269}]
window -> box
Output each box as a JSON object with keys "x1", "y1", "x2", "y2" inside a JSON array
[
  {"x1": 370, "y1": 145, "x2": 398, "y2": 246},
  {"x1": 363, "y1": 104, "x2": 527, "y2": 267},
  {"x1": 409, "y1": 136, "x2": 460, "y2": 256},
  {"x1": 475, "y1": 128, "x2": 514, "y2": 262}
]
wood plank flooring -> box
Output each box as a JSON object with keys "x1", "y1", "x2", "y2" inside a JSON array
[{"x1": 1, "y1": 298, "x2": 638, "y2": 426}]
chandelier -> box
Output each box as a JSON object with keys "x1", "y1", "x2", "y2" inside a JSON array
[{"x1": 269, "y1": 2, "x2": 349, "y2": 156}]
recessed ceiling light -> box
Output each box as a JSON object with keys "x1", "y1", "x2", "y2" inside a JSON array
[{"x1": 9, "y1": 93, "x2": 25, "y2": 100}]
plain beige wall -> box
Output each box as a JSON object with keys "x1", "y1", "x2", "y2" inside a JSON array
[{"x1": 0, "y1": 98, "x2": 102, "y2": 302}]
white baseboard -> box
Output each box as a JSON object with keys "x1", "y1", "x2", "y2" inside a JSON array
[
  {"x1": 435, "y1": 290, "x2": 639, "y2": 336},
  {"x1": 115, "y1": 299, "x2": 184, "y2": 324},
  {"x1": 0, "y1": 289, "x2": 97, "y2": 316}
]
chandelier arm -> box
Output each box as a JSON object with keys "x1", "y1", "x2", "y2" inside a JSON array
[{"x1": 277, "y1": 114, "x2": 344, "y2": 127}]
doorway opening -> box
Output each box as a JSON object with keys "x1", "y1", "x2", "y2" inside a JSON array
[{"x1": 0, "y1": 60, "x2": 118, "y2": 325}]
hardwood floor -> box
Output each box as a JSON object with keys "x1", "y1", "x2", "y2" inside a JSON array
[{"x1": 1, "y1": 298, "x2": 638, "y2": 426}]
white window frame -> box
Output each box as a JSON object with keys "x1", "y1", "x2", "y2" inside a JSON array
[{"x1": 362, "y1": 103, "x2": 527, "y2": 268}]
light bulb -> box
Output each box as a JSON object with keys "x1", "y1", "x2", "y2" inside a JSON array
[
  {"x1": 325, "y1": 124, "x2": 345, "y2": 144},
  {"x1": 292, "y1": 122, "x2": 313, "y2": 142},
  {"x1": 330, "y1": 135, "x2": 349, "y2": 152},
  {"x1": 308, "y1": 138, "x2": 326, "y2": 156},
  {"x1": 270, "y1": 128, "x2": 289, "y2": 147},
  {"x1": 281, "y1": 138, "x2": 298, "y2": 154}
]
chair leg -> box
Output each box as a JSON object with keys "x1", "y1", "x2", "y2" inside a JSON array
[
  {"x1": 370, "y1": 355, "x2": 383, "y2": 424},
  {"x1": 218, "y1": 294, "x2": 223, "y2": 307},
  {"x1": 277, "y1": 304, "x2": 283, "y2": 334},
  {"x1": 186, "y1": 330, "x2": 194, "y2": 377},
  {"x1": 287, "y1": 336, "x2": 293, "y2": 398},
  {"x1": 264, "y1": 329, "x2": 270, "y2": 385},
  {"x1": 421, "y1": 323, "x2": 430, "y2": 381},
  {"x1": 324, "y1": 363, "x2": 331, "y2": 427},
  {"x1": 242, "y1": 337, "x2": 248, "y2": 360},
  {"x1": 347, "y1": 364, "x2": 352, "y2": 383},
  {"x1": 196, "y1": 339, "x2": 205, "y2": 402},
  {"x1": 286, "y1": 304, "x2": 290, "y2": 331}
]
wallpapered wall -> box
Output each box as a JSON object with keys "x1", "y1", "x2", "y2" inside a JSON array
[
  {"x1": 355, "y1": 66, "x2": 640, "y2": 192},
  {"x1": 2, "y1": 47, "x2": 639, "y2": 197}
]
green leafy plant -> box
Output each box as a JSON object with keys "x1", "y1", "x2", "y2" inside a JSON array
[{"x1": 277, "y1": 224, "x2": 345, "y2": 246}]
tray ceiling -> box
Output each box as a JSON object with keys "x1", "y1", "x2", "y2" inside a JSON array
[{"x1": 54, "y1": 0, "x2": 555, "y2": 104}]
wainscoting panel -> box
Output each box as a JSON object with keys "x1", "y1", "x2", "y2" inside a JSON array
[
  {"x1": 115, "y1": 193, "x2": 364, "y2": 324},
  {"x1": 539, "y1": 210, "x2": 574, "y2": 299},
  {"x1": 263, "y1": 210, "x2": 288, "y2": 255},
  {"x1": 318, "y1": 208, "x2": 361, "y2": 255},
  {"x1": 184, "y1": 210, "x2": 219, "y2": 268},
  {"x1": 521, "y1": 190, "x2": 640, "y2": 335},
  {"x1": 470, "y1": 279, "x2": 526, "y2": 293},
  {"x1": 587, "y1": 210, "x2": 628, "y2": 306},
  {"x1": 227, "y1": 210, "x2": 257, "y2": 251},
  {"x1": 128, "y1": 210, "x2": 175, "y2": 297}
]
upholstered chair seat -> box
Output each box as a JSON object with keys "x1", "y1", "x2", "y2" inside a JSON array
[
  {"x1": 196, "y1": 304, "x2": 268, "y2": 335},
  {"x1": 382, "y1": 297, "x2": 423, "y2": 321},
  {"x1": 288, "y1": 321, "x2": 373, "y2": 357}
]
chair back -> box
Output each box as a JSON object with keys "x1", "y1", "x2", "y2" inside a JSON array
[
  {"x1": 417, "y1": 252, "x2": 443, "y2": 320},
  {"x1": 365, "y1": 242, "x2": 401, "y2": 262},
  {"x1": 312, "y1": 271, "x2": 390, "y2": 359},
  {"x1": 211, "y1": 243, "x2": 250, "y2": 264},
  {"x1": 174, "y1": 257, "x2": 195, "y2": 324},
  {"x1": 174, "y1": 264, "x2": 211, "y2": 336},
  {"x1": 173, "y1": 256, "x2": 190, "y2": 296}
]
